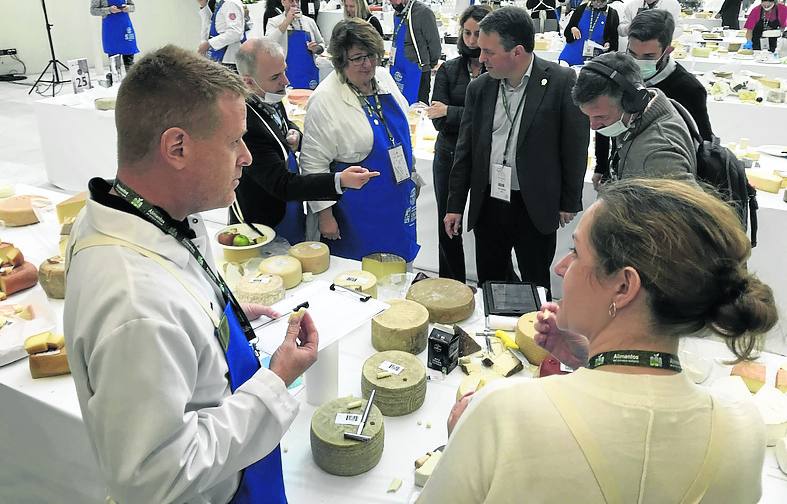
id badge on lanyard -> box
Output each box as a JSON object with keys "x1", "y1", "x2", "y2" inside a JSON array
[
  {"x1": 390, "y1": 46, "x2": 397, "y2": 67},
  {"x1": 491, "y1": 163, "x2": 512, "y2": 202},
  {"x1": 389, "y1": 143, "x2": 410, "y2": 184},
  {"x1": 582, "y1": 41, "x2": 595, "y2": 58},
  {"x1": 308, "y1": 2, "x2": 315, "y2": 14}
]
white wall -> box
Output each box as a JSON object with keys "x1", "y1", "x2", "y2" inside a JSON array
[{"x1": 0, "y1": 0, "x2": 203, "y2": 76}]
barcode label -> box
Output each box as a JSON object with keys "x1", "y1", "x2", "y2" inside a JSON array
[
  {"x1": 379, "y1": 360, "x2": 404, "y2": 375},
  {"x1": 335, "y1": 413, "x2": 363, "y2": 426}
]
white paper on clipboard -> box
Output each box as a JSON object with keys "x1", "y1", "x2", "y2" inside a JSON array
[{"x1": 251, "y1": 280, "x2": 390, "y2": 355}]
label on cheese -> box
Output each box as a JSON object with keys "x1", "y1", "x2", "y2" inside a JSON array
[
  {"x1": 289, "y1": 241, "x2": 330, "y2": 273},
  {"x1": 379, "y1": 360, "x2": 405, "y2": 375},
  {"x1": 334, "y1": 413, "x2": 363, "y2": 426}
]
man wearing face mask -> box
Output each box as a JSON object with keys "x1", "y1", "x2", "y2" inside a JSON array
[
  {"x1": 573, "y1": 52, "x2": 695, "y2": 182},
  {"x1": 233, "y1": 38, "x2": 379, "y2": 243},
  {"x1": 388, "y1": 0, "x2": 442, "y2": 104},
  {"x1": 617, "y1": 0, "x2": 681, "y2": 37}
]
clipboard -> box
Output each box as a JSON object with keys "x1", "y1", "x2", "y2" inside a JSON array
[{"x1": 482, "y1": 281, "x2": 542, "y2": 318}]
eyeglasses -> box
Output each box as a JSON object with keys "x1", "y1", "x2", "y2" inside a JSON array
[{"x1": 347, "y1": 53, "x2": 377, "y2": 66}]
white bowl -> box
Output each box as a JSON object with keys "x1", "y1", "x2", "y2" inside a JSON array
[{"x1": 214, "y1": 223, "x2": 275, "y2": 262}]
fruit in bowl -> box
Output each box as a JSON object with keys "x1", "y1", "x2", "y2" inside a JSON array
[{"x1": 215, "y1": 223, "x2": 275, "y2": 262}]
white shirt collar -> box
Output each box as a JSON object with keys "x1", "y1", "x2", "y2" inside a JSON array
[{"x1": 503, "y1": 56, "x2": 535, "y2": 91}]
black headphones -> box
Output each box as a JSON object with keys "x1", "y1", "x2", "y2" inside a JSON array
[{"x1": 583, "y1": 60, "x2": 650, "y2": 114}]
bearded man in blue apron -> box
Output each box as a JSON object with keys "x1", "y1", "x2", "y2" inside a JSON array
[
  {"x1": 64, "y1": 45, "x2": 318, "y2": 504},
  {"x1": 198, "y1": 0, "x2": 247, "y2": 71},
  {"x1": 267, "y1": 0, "x2": 325, "y2": 90},
  {"x1": 90, "y1": 0, "x2": 139, "y2": 70},
  {"x1": 388, "y1": 0, "x2": 442, "y2": 104}
]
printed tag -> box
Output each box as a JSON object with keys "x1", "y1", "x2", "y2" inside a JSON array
[
  {"x1": 68, "y1": 58, "x2": 92, "y2": 94},
  {"x1": 490, "y1": 163, "x2": 512, "y2": 202},
  {"x1": 389, "y1": 144, "x2": 410, "y2": 184},
  {"x1": 335, "y1": 412, "x2": 363, "y2": 426},
  {"x1": 379, "y1": 360, "x2": 405, "y2": 375},
  {"x1": 308, "y1": 3, "x2": 315, "y2": 14}
]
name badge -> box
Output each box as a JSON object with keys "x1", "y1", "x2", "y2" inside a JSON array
[
  {"x1": 388, "y1": 144, "x2": 410, "y2": 184},
  {"x1": 308, "y1": 3, "x2": 315, "y2": 15},
  {"x1": 582, "y1": 41, "x2": 595, "y2": 58},
  {"x1": 491, "y1": 163, "x2": 512, "y2": 202}
]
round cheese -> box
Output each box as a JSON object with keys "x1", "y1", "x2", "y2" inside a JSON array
[
  {"x1": 405, "y1": 278, "x2": 475, "y2": 323},
  {"x1": 0, "y1": 195, "x2": 44, "y2": 227},
  {"x1": 94, "y1": 97, "x2": 116, "y2": 110},
  {"x1": 259, "y1": 255, "x2": 302, "y2": 289},
  {"x1": 38, "y1": 256, "x2": 66, "y2": 299},
  {"x1": 236, "y1": 273, "x2": 285, "y2": 306},
  {"x1": 333, "y1": 270, "x2": 377, "y2": 298},
  {"x1": 456, "y1": 370, "x2": 503, "y2": 401},
  {"x1": 361, "y1": 350, "x2": 426, "y2": 416},
  {"x1": 289, "y1": 241, "x2": 330, "y2": 274},
  {"x1": 371, "y1": 299, "x2": 429, "y2": 354},
  {"x1": 515, "y1": 311, "x2": 549, "y2": 365},
  {"x1": 310, "y1": 396, "x2": 384, "y2": 476}
]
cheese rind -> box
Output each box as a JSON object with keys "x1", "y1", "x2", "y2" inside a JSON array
[
  {"x1": 414, "y1": 451, "x2": 443, "y2": 487},
  {"x1": 333, "y1": 270, "x2": 378, "y2": 298},
  {"x1": 515, "y1": 311, "x2": 550, "y2": 365},
  {"x1": 235, "y1": 273, "x2": 285, "y2": 305},
  {"x1": 0, "y1": 261, "x2": 38, "y2": 296},
  {"x1": 361, "y1": 350, "x2": 426, "y2": 416},
  {"x1": 258, "y1": 255, "x2": 302, "y2": 289},
  {"x1": 55, "y1": 192, "x2": 87, "y2": 224},
  {"x1": 39, "y1": 256, "x2": 66, "y2": 299},
  {"x1": 371, "y1": 299, "x2": 430, "y2": 354},
  {"x1": 405, "y1": 278, "x2": 475, "y2": 323},
  {"x1": 29, "y1": 348, "x2": 70, "y2": 378},
  {"x1": 289, "y1": 241, "x2": 330, "y2": 274}
]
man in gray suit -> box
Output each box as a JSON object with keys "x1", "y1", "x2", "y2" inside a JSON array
[{"x1": 444, "y1": 6, "x2": 589, "y2": 293}]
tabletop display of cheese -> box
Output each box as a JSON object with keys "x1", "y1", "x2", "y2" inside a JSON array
[
  {"x1": 753, "y1": 386, "x2": 787, "y2": 446},
  {"x1": 94, "y1": 97, "x2": 116, "y2": 110},
  {"x1": 25, "y1": 331, "x2": 70, "y2": 379},
  {"x1": 289, "y1": 241, "x2": 329, "y2": 274},
  {"x1": 0, "y1": 195, "x2": 42, "y2": 227},
  {"x1": 0, "y1": 261, "x2": 38, "y2": 297},
  {"x1": 310, "y1": 396, "x2": 384, "y2": 476},
  {"x1": 361, "y1": 350, "x2": 426, "y2": 416},
  {"x1": 258, "y1": 255, "x2": 302, "y2": 289},
  {"x1": 371, "y1": 299, "x2": 430, "y2": 354},
  {"x1": 515, "y1": 311, "x2": 550, "y2": 365},
  {"x1": 333, "y1": 270, "x2": 378, "y2": 298},
  {"x1": 731, "y1": 361, "x2": 766, "y2": 393},
  {"x1": 55, "y1": 191, "x2": 87, "y2": 224},
  {"x1": 361, "y1": 253, "x2": 406, "y2": 283},
  {"x1": 235, "y1": 273, "x2": 285, "y2": 305},
  {"x1": 405, "y1": 278, "x2": 474, "y2": 324},
  {"x1": 38, "y1": 256, "x2": 66, "y2": 299}
]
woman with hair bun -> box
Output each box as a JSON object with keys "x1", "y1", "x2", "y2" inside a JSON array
[{"x1": 419, "y1": 178, "x2": 778, "y2": 503}]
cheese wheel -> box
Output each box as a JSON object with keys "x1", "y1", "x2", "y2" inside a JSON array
[
  {"x1": 259, "y1": 255, "x2": 302, "y2": 289},
  {"x1": 361, "y1": 350, "x2": 426, "y2": 416},
  {"x1": 310, "y1": 396, "x2": 384, "y2": 476},
  {"x1": 235, "y1": 273, "x2": 285, "y2": 305},
  {"x1": 0, "y1": 195, "x2": 41, "y2": 227},
  {"x1": 0, "y1": 261, "x2": 38, "y2": 296},
  {"x1": 333, "y1": 270, "x2": 378, "y2": 298},
  {"x1": 405, "y1": 278, "x2": 475, "y2": 323},
  {"x1": 55, "y1": 192, "x2": 87, "y2": 224},
  {"x1": 456, "y1": 370, "x2": 503, "y2": 401},
  {"x1": 515, "y1": 311, "x2": 549, "y2": 365},
  {"x1": 361, "y1": 253, "x2": 406, "y2": 283},
  {"x1": 29, "y1": 348, "x2": 70, "y2": 379},
  {"x1": 289, "y1": 241, "x2": 330, "y2": 274},
  {"x1": 371, "y1": 299, "x2": 429, "y2": 354},
  {"x1": 38, "y1": 256, "x2": 66, "y2": 299},
  {"x1": 94, "y1": 97, "x2": 117, "y2": 110}
]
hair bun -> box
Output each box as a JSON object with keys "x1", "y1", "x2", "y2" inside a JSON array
[{"x1": 710, "y1": 275, "x2": 778, "y2": 349}]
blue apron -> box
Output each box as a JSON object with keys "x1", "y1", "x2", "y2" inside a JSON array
[
  {"x1": 325, "y1": 94, "x2": 420, "y2": 262},
  {"x1": 390, "y1": 14, "x2": 422, "y2": 104},
  {"x1": 223, "y1": 303, "x2": 288, "y2": 504},
  {"x1": 102, "y1": 0, "x2": 139, "y2": 55},
  {"x1": 558, "y1": 8, "x2": 606, "y2": 66},
  {"x1": 207, "y1": 1, "x2": 247, "y2": 62},
  {"x1": 285, "y1": 29, "x2": 319, "y2": 90},
  {"x1": 274, "y1": 152, "x2": 306, "y2": 244}
]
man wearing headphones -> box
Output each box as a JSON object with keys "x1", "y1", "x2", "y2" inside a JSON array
[{"x1": 572, "y1": 52, "x2": 695, "y2": 182}]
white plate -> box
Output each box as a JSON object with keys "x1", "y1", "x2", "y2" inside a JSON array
[
  {"x1": 757, "y1": 145, "x2": 787, "y2": 157},
  {"x1": 214, "y1": 223, "x2": 276, "y2": 251}
]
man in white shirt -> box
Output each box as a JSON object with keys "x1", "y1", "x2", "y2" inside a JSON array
[
  {"x1": 198, "y1": 0, "x2": 247, "y2": 68},
  {"x1": 617, "y1": 0, "x2": 682, "y2": 36},
  {"x1": 64, "y1": 45, "x2": 317, "y2": 504}
]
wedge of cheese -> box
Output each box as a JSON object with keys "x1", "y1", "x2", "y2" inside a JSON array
[
  {"x1": 731, "y1": 361, "x2": 766, "y2": 393},
  {"x1": 414, "y1": 451, "x2": 443, "y2": 487},
  {"x1": 55, "y1": 192, "x2": 87, "y2": 224},
  {"x1": 746, "y1": 169, "x2": 782, "y2": 193},
  {"x1": 0, "y1": 195, "x2": 41, "y2": 227},
  {"x1": 0, "y1": 242, "x2": 25, "y2": 267}
]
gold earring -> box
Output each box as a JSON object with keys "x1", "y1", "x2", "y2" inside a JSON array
[{"x1": 608, "y1": 302, "x2": 617, "y2": 319}]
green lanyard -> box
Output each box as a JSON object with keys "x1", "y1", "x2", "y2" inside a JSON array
[
  {"x1": 587, "y1": 350, "x2": 682, "y2": 372},
  {"x1": 349, "y1": 80, "x2": 397, "y2": 146},
  {"x1": 499, "y1": 79, "x2": 527, "y2": 166},
  {"x1": 112, "y1": 179, "x2": 257, "y2": 344}
]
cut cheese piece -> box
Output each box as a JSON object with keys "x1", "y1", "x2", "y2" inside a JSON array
[
  {"x1": 24, "y1": 331, "x2": 65, "y2": 354},
  {"x1": 746, "y1": 170, "x2": 782, "y2": 193},
  {"x1": 55, "y1": 192, "x2": 87, "y2": 224},
  {"x1": 94, "y1": 97, "x2": 117, "y2": 110},
  {"x1": 39, "y1": 256, "x2": 66, "y2": 299},
  {"x1": 731, "y1": 361, "x2": 766, "y2": 393},
  {"x1": 361, "y1": 253, "x2": 406, "y2": 283},
  {"x1": 490, "y1": 349, "x2": 524, "y2": 377},
  {"x1": 333, "y1": 270, "x2": 378, "y2": 298},
  {"x1": 414, "y1": 451, "x2": 443, "y2": 487},
  {"x1": 59, "y1": 236, "x2": 69, "y2": 257},
  {"x1": 405, "y1": 278, "x2": 475, "y2": 324},
  {"x1": 371, "y1": 299, "x2": 429, "y2": 354},
  {"x1": 258, "y1": 255, "x2": 302, "y2": 289},
  {"x1": 753, "y1": 385, "x2": 787, "y2": 446},
  {"x1": 515, "y1": 311, "x2": 549, "y2": 365},
  {"x1": 361, "y1": 350, "x2": 426, "y2": 416},
  {"x1": 0, "y1": 195, "x2": 41, "y2": 227},
  {"x1": 0, "y1": 243, "x2": 24, "y2": 267},
  {"x1": 456, "y1": 369, "x2": 503, "y2": 400},
  {"x1": 235, "y1": 273, "x2": 285, "y2": 305},
  {"x1": 60, "y1": 217, "x2": 75, "y2": 236},
  {"x1": 777, "y1": 366, "x2": 787, "y2": 393},
  {"x1": 758, "y1": 78, "x2": 781, "y2": 90},
  {"x1": 0, "y1": 261, "x2": 38, "y2": 296},
  {"x1": 29, "y1": 347, "x2": 70, "y2": 379},
  {"x1": 289, "y1": 241, "x2": 330, "y2": 274},
  {"x1": 691, "y1": 46, "x2": 712, "y2": 57},
  {"x1": 310, "y1": 396, "x2": 384, "y2": 476},
  {"x1": 777, "y1": 437, "x2": 787, "y2": 475}
]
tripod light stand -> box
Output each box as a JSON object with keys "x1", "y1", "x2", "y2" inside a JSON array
[{"x1": 28, "y1": 0, "x2": 70, "y2": 97}]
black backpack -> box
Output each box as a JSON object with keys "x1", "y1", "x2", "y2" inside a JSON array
[{"x1": 670, "y1": 99, "x2": 759, "y2": 247}]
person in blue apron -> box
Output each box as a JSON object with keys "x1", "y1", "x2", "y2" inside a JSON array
[
  {"x1": 266, "y1": 0, "x2": 325, "y2": 90},
  {"x1": 743, "y1": 0, "x2": 787, "y2": 52},
  {"x1": 90, "y1": 0, "x2": 139, "y2": 69},
  {"x1": 559, "y1": 0, "x2": 619, "y2": 66},
  {"x1": 198, "y1": 0, "x2": 247, "y2": 70},
  {"x1": 390, "y1": 1, "x2": 422, "y2": 104}
]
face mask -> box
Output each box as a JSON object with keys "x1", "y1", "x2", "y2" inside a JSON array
[
  {"x1": 596, "y1": 111, "x2": 630, "y2": 137},
  {"x1": 634, "y1": 58, "x2": 659, "y2": 80},
  {"x1": 460, "y1": 45, "x2": 481, "y2": 58},
  {"x1": 393, "y1": 2, "x2": 406, "y2": 13},
  {"x1": 250, "y1": 78, "x2": 286, "y2": 104}
]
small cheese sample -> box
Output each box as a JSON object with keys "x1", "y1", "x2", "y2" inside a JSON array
[
  {"x1": 753, "y1": 386, "x2": 787, "y2": 446},
  {"x1": 746, "y1": 170, "x2": 782, "y2": 193},
  {"x1": 94, "y1": 97, "x2": 117, "y2": 110},
  {"x1": 371, "y1": 299, "x2": 430, "y2": 354},
  {"x1": 691, "y1": 46, "x2": 712, "y2": 57},
  {"x1": 731, "y1": 361, "x2": 766, "y2": 393},
  {"x1": 456, "y1": 369, "x2": 503, "y2": 400},
  {"x1": 235, "y1": 273, "x2": 285, "y2": 305},
  {"x1": 25, "y1": 332, "x2": 65, "y2": 354},
  {"x1": 0, "y1": 243, "x2": 24, "y2": 267},
  {"x1": 55, "y1": 192, "x2": 87, "y2": 224},
  {"x1": 758, "y1": 78, "x2": 781, "y2": 90},
  {"x1": 39, "y1": 256, "x2": 66, "y2": 299},
  {"x1": 361, "y1": 253, "x2": 406, "y2": 283},
  {"x1": 490, "y1": 349, "x2": 524, "y2": 377},
  {"x1": 289, "y1": 241, "x2": 330, "y2": 274},
  {"x1": 414, "y1": 451, "x2": 443, "y2": 487},
  {"x1": 0, "y1": 195, "x2": 41, "y2": 227},
  {"x1": 515, "y1": 311, "x2": 550, "y2": 365},
  {"x1": 310, "y1": 396, "x2": 384, "y2": 476},
  {"x1": 25, "y1": 332, "x2": 69, "y2": 379},
  {"x1": 387, "y1": 478, "x2": 402, "y2": 493},
  {"x1": 0, "y1": 261, "x2": 38, "y2": 296},
  {"x1": 333, "y1": 270, "x2": 378, "y2": 298},
  {"x1": 258, "y1": 255, "x2": 302, "y2": 289},
  {"x1": 777, "y1": 437, "x2": 787, "y2": 475},
  {"x1": 405, "y1": 278, "x2": 475, "y2": 323},
  {"x1": 361, "y1": 350, "x2": 426, "y2": 416}
]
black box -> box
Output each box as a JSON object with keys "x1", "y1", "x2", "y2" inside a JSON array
[{"x1": 427, "y1": 327, "x2": 459, "y2": 374}]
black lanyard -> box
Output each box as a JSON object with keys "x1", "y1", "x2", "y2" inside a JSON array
[
  {"x1": 499, "y1": 79, "x2": 527, "y2": 165},
  {"x1": 349, "y1": 80, "x2": 397, "y2": 145},
  {"x1": 112, "y1": 179, "x2": 257, "y2": 344},
  {"x1": 391, "y1": 2, "x2": 412, "y2": 42},
  {"x1": 587, "y1": 350, "x2": 682, "y2": 372}
]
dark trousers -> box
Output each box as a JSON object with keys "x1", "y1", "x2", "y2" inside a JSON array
[
  {"x1": 109, "y1": 54, "x2": 135, "y2": 70},
  {"x1": 418, "y1": 70, "x2": 431, "y2": 104},
  {"x1": 432, "y1": 142, "x2": 466, "y2": 282},
  {"x1": 474, "y1": 191, "x2": 557, "y2": 295}
]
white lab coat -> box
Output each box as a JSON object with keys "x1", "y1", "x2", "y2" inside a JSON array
[
  {"x1": 265, "y1": 12, "x2": 325, "y2": 58},
  {"x1": 64, "y1": 193, "x2": 299, "y2": 504},
  {"x1": 300, "y1": 66, "x2": 410, "y2": 213},
  {"x1": 617, "y1": 0, "x2": 682, "y2": 37},
  {"x1": 200, "y1": 0, "x2": 246, "y2": 64}
]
